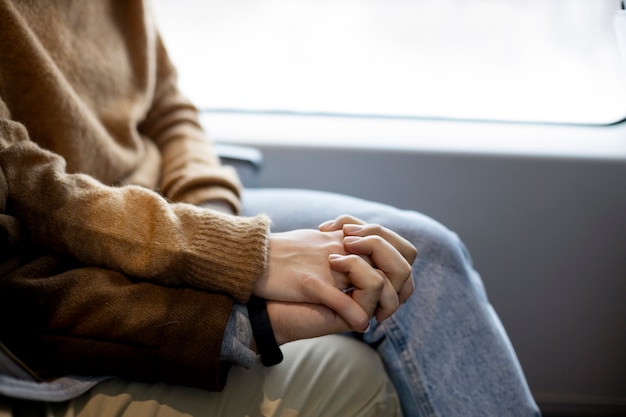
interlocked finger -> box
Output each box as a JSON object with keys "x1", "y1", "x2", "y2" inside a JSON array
[{"x1": 343, "y1": 235, "x2": 412, "y2": 295}]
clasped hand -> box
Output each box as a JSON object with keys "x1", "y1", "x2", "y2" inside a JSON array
[{"x1": 252, "y1": 215, "x2": 417, "y2": 345}]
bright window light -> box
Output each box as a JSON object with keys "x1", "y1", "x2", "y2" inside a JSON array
[{"x1": 152, "y1": 0, "x2": 626, "y2": 125}]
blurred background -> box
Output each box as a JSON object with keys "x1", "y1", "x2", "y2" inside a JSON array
[
  {"x1": 152, "y1": 1, "x2": 626, "y2": 416},
  {"x1": 153, "y1": 0, "x2": 624, "y2": 125}
]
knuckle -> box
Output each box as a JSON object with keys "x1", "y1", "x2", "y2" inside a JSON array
[
  {"x1": 391, "y1": 295, "x2": 400, "y2": 310},
  {"x1": 400, "y1": 262, "x2": 412, "y2": 279},
  {"x1": 408, "y1": 246, "x2": 418, "y2": 262},
  {"x1": 337, "y1": 214, "x2": 355, "y2": 224},
  {"x1": 376, "y1": 306, "x2": 395, "y2": 323},
  {"x1": 346, "y1": 253, "x2": 363, "y2": 263},
  {"x1": 361, "y1": 223, "x2": 383, "y2": 237},
  {"x1": 372, "y1": 234, "x2": 386, "y2": 244},
  {"x1": 330, "y1": 241, "x2": 345, "y2": 254},
  {"x1": 406, "y1": 283, "x2": 415, "y2": 298},
  {"x1": 351, "y1": 312, "x2": 370, "y2": 332},
  {"x1": 362, "y1": 234, "x2": 383, "y2": 247},
  {"x1": 405, "y1": 276, "x2": 415, "y2": 291},
  {"x1": 300, "y1": 272, "x2": 324, "y2": 293},
  {"x1": 324, "y1": 231, "x2": 346, "y2": 252},
  {"x1": 384, "y1": 297, "x2": 400, "y2": 317},
  {"x1": 372, "y1": 270, "x2": 386, "y2": 290}
]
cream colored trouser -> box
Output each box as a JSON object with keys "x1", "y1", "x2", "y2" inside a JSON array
[{"x1": 3, "y1": 335, "x2": 402, "y2": 417}]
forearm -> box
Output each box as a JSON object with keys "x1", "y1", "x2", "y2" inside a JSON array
[{"x1": 0, "y1": 139, "x2": 269, "y2": 302}]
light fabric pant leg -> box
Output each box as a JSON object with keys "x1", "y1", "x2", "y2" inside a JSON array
[
  {"x1": 242, "y1": 188, "x2": 541, "y2": 417},
  {"x1": 44, "y1": 335, "x2": 400, "y2": 417}
]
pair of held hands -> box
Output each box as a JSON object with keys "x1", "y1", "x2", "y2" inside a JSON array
[{"x1": 253, "y1": 215, "x2": 417, "y2": 346}]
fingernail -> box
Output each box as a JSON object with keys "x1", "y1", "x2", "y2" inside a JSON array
[
  {"x1": 362, "y1": 323, "x2": 371, "y2": 333},
  {"x1": 343, "y1": 236, "x2": 360, "y2": 244},
  {"x1": 318, "y1": 220, "x2": 335, "y2": 229},
  {"x1": 343, "y1": 224, "x2": 362, "y2": 233},
  {"x1": 328, "y1": 254, "x2": 343, "y2": 261}
]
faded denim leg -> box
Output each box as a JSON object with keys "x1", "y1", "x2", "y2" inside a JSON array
[{"x1": 242, "y1": 188, "x2": 540, "y2": 417}]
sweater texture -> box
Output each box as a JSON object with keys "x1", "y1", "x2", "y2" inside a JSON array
[{"x1": 0, "y1": 0, "x2": 270, "y2": 391}]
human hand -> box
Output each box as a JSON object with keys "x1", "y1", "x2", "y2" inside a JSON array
[
  {"x1": 319, "y1": 215, "x2": 417, "y2": 322},
  {"x1": 266, "y1": 301, "x2": 350, "y2": 346},
  {"x1": 266, "y1": 251, "x2": 386, "y2": 344},
  {"x1": 253, "y1": 229, "x2": 384, "y2": 333}
]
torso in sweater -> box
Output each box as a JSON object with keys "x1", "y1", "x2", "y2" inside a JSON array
[{"x1": 1, "y1": 0, "x2": 160, "y2": 186}]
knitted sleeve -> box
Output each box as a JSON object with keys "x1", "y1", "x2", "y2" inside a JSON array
[
  {"x1": 0, "y1": 162, "x2": 236, "y2": 391},
  {"x1": 0, "y1": 106, "x2": 268, "y2": 304},
  {"x1": 0, "y1": 257, "x2": 236, "y2": 391},
  {"x1": 0, "y1": 2, "x2": 269, "y2": 302},
  {"x1": 0, "y1": 1, "x2": 266, "y2": 390}
]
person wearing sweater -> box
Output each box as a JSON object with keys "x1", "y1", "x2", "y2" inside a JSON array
[{"x1": 0, "y1": 1, "x2": 541, "y2": 416}]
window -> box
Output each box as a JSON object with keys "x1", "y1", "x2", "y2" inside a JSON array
[{"x1": 152, "y1": 0, "x2": 625, "y2": 125}]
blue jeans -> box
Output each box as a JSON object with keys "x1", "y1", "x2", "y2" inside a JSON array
[{"x1": 243, "y1": 188, "x2": 541, "y2": 417}]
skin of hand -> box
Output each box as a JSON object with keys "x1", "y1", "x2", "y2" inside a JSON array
[
  {"x1": 256, "y1": 217, "x2": 416, "y2": 343},
  {"x1": 198, "y1": 201, "x2": 413, "y2": 341},
  {"x1": 266, "y1": 250, "x2": 386, "y2": 345},
  {"x1": 319, "y1": 215, "x2": 417, "y2": 323},
  {"x1": 199, "y1": 201, "x2": 377, "y2": 335},
  {"x1": 253, "y1": 229, "x2": 378, "y2": 333},
  {"x1": 198, "y1": 201, "x2": 382, "y2": 332},
  {"x1": 264, "y1": 220, "x2": 415, "y2": 345}
]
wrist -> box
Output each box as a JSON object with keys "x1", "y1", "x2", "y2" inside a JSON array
[{"x1": 265, "y1": 301, "x2": 289, "y2": 346}]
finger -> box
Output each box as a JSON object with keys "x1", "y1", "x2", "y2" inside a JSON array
[
  {"x1": 374, "y1": 278, "x2": 400, "y2": 323},
  {"x1": 302, "y1": 273, "x2": 371, "y2": 333},
  {"x1": 343, "y1": 223, "x2": 417, "y2": 264},
  {"x1": 397, "y1": 273, "x2": 415, "y2": 304},
  {"x1": 319, "y1": 216, "x2": 417, "y2": 266},
  {"x1": 329, "y1": 254, "x2": 385, "y2": 321},
  {"x1": 318, "y1": 214, "x2": 366, "y2": 231},
  {"x1": 267, "y1": 301, "x2": 352, "y2": 345},
  {"x1": 343, "y1": 235, "x2": 412, "y2": 294}
]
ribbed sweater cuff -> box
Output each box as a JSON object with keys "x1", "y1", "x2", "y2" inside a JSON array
[{"x1": 182, "y1": 209, "x2": 271, "y2": 304}]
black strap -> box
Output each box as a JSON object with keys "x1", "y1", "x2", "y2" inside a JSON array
[{"x1": 247, "y1": 296, "x2": 283, "y2": 366}]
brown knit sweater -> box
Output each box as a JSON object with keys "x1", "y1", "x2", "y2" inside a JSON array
[{"x1": 0, "y1": 0, "x2": 270, "y2": 391}]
